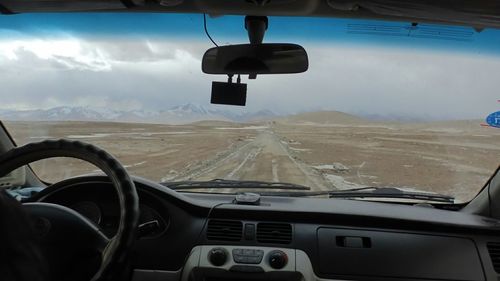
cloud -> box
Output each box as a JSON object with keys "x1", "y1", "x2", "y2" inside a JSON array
[
  {"x1": 0, "y1": 38, "x2": 112, "y2": 71},
  {"x1": 0, "y1": 36, "x2": 498, "y2": 120},
  {"x1": 0, "y1": 37, "x2": 211, "y2": 111},
  {"x1": 247, "y1": 44, "x2": 500, "y2": 119}
]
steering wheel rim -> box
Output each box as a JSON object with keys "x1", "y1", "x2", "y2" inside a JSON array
[{"x1": 0, "y1": 139, "x2": 140, "y2": 281}]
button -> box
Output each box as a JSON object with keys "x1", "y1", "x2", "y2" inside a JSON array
[
  {"x1": 248, "y1": 256, "x2": 262, "y2": 264},
  {"x1": 235, "y1": 255, "x2": 251, "y2": 264},
  {"x1": 243, "y1": 249, "x2": 254, "y2": 256},
  {"x1": 232, "y1": 249, "x2": 243, "y2": 255},
  {"x1": 234, "y1": 253, "x2": 263, "y2": 264},
  {"x1": 233, "y1": 255, "x2": 245, "y2": 263}
]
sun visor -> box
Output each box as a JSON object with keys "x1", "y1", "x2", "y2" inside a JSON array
[{"x1": 327, "y1": 0, "x2": 500, "y2": 29}]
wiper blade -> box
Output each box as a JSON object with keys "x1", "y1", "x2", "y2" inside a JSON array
[
  {"x1": 257, "y1": 187, "x2": 455, "y2": 203},
  {"x1": 160, "y1": 179, "x2": 311, "y2": 191},
  {"x1": 327, "y1": 187, "x2": 454, "y2": 203}
]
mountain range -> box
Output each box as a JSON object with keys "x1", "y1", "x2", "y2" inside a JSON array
[
  {"x1": 0, "y1": 104, "x2": 468, "y2": 125},
  {"x1": 0, "y1": 104, "x2": 278, "y2": 124}
]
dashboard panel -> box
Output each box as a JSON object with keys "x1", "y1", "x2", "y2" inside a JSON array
[
  {"x1": 39, "y1": 183, "x2": 169, "y2": 238},
  {"x1": 30, "y1": 176, "x2": 500, "y2": 281}
]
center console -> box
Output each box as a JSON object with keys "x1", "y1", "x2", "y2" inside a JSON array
[{"x1": 182, "y1": 245, "x2": 309, "y2": 281}]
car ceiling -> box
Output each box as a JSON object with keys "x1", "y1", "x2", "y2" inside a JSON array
[{"x1": 0, "y1": 0, "x2": 499, "y2": 30}]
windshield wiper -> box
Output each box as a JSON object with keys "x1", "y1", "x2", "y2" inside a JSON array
[
  {"x1": 256, "y1": 186, "x2": 455, "y2": 203},
  {"x1": 161, "y1": 180, "x2": 453, "y2": 203},
  {"x1": 326, "y1": 187, "x2": 455, "y2": 203},
  {"x1": 160, "y1": 179, "x2": 311, "y2": 191}
]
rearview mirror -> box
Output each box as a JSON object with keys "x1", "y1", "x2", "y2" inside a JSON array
[{"x1": 202, "y1": 43, "x2": 308, "y2": 75}]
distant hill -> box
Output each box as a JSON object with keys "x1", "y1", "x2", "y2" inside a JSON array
[
  {"x1": 401, "y1": 119, "x2": 486, "y2": 132},
  {"x1": 0, "y1": 103, "x2": 279, "y2": 125},
  {"x1": 189, "y1": 120, "x2": 241, "y2": 127},
  {"x1": 1, "y1": 105, "x2": 483, "y2": 128},
  {"x1": 275, "y1": 110, "x2": 367, "y2": 125}
]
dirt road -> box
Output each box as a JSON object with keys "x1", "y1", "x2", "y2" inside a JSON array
[
  {"x1": 174, "y1": 129, "x2": 330, "y2": 191},
  {"x1": 5, "y1": 120, "x2": 498, "y2": 201}
]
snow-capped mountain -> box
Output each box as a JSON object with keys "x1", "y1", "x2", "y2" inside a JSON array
[
  {"x1": 0, "y1": 104, "x2": 278, "y2": 124},
  {"x1": 170, "y1": 103, "x2": 213, "y2": 115},
  {"x1": 0, "y1": 106, "x2": 119, "y2": 121}
]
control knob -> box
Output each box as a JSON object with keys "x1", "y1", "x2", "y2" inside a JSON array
[
  {"x1": 268, "y1": 250, "x2": 288, "y2": 269},
  {"x1": 208, "y1": 248, "x2": 228, "y2": 266}
]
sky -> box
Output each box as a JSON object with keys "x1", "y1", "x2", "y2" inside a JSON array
[{"x1": 0, "y1": 13, "x2": 499, "y2": 120}]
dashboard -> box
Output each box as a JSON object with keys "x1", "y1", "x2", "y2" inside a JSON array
[
  {"x1": 30, "y1": 175, "x2": 500, "y2": 281},
  {"x1": 40, "y1": 185, "x2": 170, "y2": 239}
]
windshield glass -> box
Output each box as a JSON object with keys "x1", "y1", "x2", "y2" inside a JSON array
[{"x1": 1, "y1": 13, "x2": 499, "y2": 203}]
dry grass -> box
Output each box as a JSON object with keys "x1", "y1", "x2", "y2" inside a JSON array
[{"x1": 4, "y1": 118, "x2": 499, "y2": 202}]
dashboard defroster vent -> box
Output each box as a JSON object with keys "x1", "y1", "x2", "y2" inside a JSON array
[
  {"x1": 207, "y1": 220, "x2": 243, "y2": 242},
  {"x1": 257, "y1": 222, "x2": 292, "y2": 244},
  {"x1": 487, "y1": 242, "x2": 500, "y2": 273}
]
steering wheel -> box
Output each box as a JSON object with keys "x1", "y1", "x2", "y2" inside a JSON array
[{"x1": 0, "y1": 139, "x2": 140, "y2": 281}]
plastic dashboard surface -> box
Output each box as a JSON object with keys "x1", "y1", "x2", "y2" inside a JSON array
[
  {"x1": 31, "y1": 176, "x2": 500, "y2": 281},
  {"x1": 317, "y1": 228, "x2": 483, "y2": 280}
]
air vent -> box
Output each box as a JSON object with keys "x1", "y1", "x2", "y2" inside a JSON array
[
  {"x1": 487, "y1": 242, "x2": 500, "y2": 273},
  {"x1": 207, "y1": 220, "x2": 243, "y2": 242},
  {"x1": 257, "y1": 222, "x2": 292, "y2": 244}
]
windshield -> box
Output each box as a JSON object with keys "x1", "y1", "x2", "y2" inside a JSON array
[{"x1": 1, "y1": 14, "x2": 499, "y2": 203}]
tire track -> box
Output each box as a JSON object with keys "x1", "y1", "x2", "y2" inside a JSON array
[
  {"x1": 176, "y1": 129, "x2": 330, "y2": 191},
  {"x1": 226, "y1": 147, "x2": 262, "y2": 179},
  {"x1": 173, "y1": 140, "x2": 254, "y2": 180}
]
